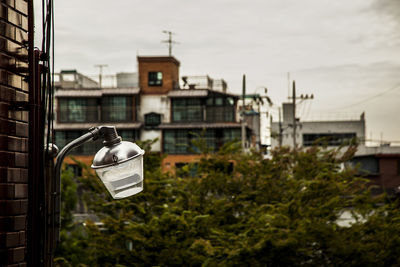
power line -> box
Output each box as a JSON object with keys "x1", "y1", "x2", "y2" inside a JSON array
[{"x1": 337, "y1": 83, "x2": 400, "y2": 110}]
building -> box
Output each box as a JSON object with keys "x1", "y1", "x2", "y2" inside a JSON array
[
  {"x1": 54, "y1": 71, "x2": 141, "y2": 167},
  {"x1": 350, "y1": 146, "x2": 400, "y2": 194},
  {"x1": 137, "y1": 56, "x2": 180, "y2": 152},
  {"x1": 54, "y1": 56, "x2": 254, "y2": 172},
  {"x1": 236, "y1": 93, "x2": 273, "y2": 151},
  {"x1": 0, "y1": 0, "x2": 45, "y2": 265},
  {"x1": 160, "y1": 86, "x2": 244, "y2": 171},
  {"x1": 270, "y1": 103, "x2": 366, "y2": 149}
]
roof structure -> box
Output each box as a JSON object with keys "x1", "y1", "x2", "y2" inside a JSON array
[
  {"x1": 167, "y1": 89, "x2": 238, "y2": 98},
  {"x1": 55, "y1": 88, "x2": 140, "y2": 97},
  {"x1": 54, "y1": 122, "x2": 142, "y2": 130}
]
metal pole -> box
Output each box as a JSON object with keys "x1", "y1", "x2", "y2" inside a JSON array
[
  {"x1": 27, "y1": 1, "x2": 44, "y2": 266},
  {"x1": 95, "y1": 64, "x2": 107, "y2": 88},
  {"x1": 278, "y1": 107, "x2": 282, "y2": 147},
  {"x1": 241, "y1": 74, "x2": 246, "y2": 151},
  {"x1": 292, "y1": 81, "x2": 296, "y2": 148}
]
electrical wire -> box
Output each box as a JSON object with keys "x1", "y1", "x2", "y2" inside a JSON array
[{"x1": 332, "y1": 83, "x2": 400, "y2": 110}]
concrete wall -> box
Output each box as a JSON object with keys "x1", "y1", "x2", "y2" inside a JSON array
[
  {"x1": 271, "y1": 119, "x2": 365, "y2": 148},
  {"x1": 271, "y1": 103, "x2": 365, "y2": 149},
  {"x1": 139, "y1": 95, "x2": 171, "y2": 152},
  {"x1": 116, "y1": 72, "x2": 138, "y2": 88}
]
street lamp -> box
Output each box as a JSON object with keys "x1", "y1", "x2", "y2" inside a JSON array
[{"x1": 55, "y1": 126, "x2": 145, "y2": 199}]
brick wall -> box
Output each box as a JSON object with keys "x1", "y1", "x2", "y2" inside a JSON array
[
  {"x1": 0, "y1": 0, "x2": 29, "y2": 266},
  {"x1": 138, "y1": 56, "x2": 180, "y2": 95},
  {"x1": 379, "y1": 156, "x2": 400, "y2": 189}
]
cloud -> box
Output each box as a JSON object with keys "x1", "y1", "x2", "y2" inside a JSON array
[{"x1": 372, "y1": 0, "x2": 400, "y2": 21}]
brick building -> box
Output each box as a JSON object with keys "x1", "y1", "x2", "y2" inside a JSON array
[
  {"x1": 54, "y1": 56, "x2": 254, "y2": 172},
  {"x1": 350, "y1": 146, "x2": 400, "y2": 194},
  {"x1": 1, "y1": 0, "x2": 30, "y2": 265}
]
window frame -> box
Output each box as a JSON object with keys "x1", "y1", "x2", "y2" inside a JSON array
[
  {"x1": 101, "y1": 95, "x2": 133, "y2": 122},
  {"x1": 171, "y1": 98, "x2": 203, "y2": 122},
  {"x1": 58, "y1": 98, "x2": 99, "y2": 123},
  {"x1": 148, "y1": 71, "x2": 163, "y2": 86}
]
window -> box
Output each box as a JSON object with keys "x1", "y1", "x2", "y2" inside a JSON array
[
  {"x1": 223, "y1": 128, "x2": 241, "y2": 143},
  {"x1": 163, "y1": 128, "x2": 240, "y2": 154},
  {"x1": 303, "y1": 133, "x2": 357, "y2": 146},
  {"x1": 163, "y1": 130, "x2": 200, "y2": 154},
  {"x1": 148, "y1": 72, "x2": 163, "y2": 86},
  {"x1": 350, "y1": 156, "x2": 379, "y2": 175},
  {"x1": 172, "y1": 98, "x2": 202, "y2": 122},
  {"x1": 102, "y1": 96, "x2": 132, "y2": 122},
  {"x1": 144, "y1": 113, "x2": 161, "y2": 128},
  {"x1": 205, "y1": 96, "x2": 235, "y2": 122},
  {"x1": 58, "y1": 98, "x2": 98, "y2": 123}
]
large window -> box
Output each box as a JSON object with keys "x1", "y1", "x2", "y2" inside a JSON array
[
  {"x1": 163, "y1": 128, "x2": 241, "y2": 154},
  {"x1": 303, "y1": 133, "x2": 357, "y2": 146},
  {"x1": 172, "y1": 98, "x2": 203, "y2": 122},
  {"x1": 206, "y1": 96, "x2": 235, "y2": 122},
  {"x1": 164, "y1": 130, "x2": 200, "y2": 154},
  {"x1": 58, "y1": 98, "x2": 98, "y2": 123},
  {"x1": 349, "y1": 156, "x2": 379, "y2": 175},
  {"x1": 102, "y1": 96, "x2": 132, "y2": 122},
  {"x1": 148, "y1": 71, "x2": 163, "y2": 86}
]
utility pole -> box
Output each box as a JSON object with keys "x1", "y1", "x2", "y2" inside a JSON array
[
  {"x1": 292, "y1": 81, "x2": 296, "y2": 148},
  {"x1": 162, "y1": 30, "x2": 178, "y2": 56},
  {"x1": 242, "y1": 74, "x2": 246, "y2": 151},
  {"x1": 278, "y1": 107, "x2": 283, "y2": 147},
  {"x1": 288, "y1": 80, "x2": 314, "y2": 148},
  {"x1": 94, "y1": 64, "x2": 108, "y2": 88}
]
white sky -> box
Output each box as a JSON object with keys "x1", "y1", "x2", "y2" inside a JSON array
[{"x1": 35, "y1": 0, "x2": 400, "y2": 145}]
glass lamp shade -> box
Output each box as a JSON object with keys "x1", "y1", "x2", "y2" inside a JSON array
[{"x1": 91, "y1": 141, "x2": 145, "y2": 199}]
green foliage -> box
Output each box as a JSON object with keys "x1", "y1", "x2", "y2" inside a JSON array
[{"x1": 55, "y1": 142, "x2": 400, "y2": 266}]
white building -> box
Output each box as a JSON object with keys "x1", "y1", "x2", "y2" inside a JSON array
[{"x1": 270, "y1": 103, "x2": 366, "y2": 149}]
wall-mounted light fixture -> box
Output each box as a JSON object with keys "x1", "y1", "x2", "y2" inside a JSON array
[{"x1": 55, "y1": 126, "x2": 145, "y2": 199}]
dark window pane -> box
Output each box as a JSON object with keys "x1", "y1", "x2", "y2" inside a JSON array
[
  {"x1": 172, "y1": 98, "x2": 202, "y2": 122},
  {"x1": 303, "y1": 133, "x2": 357, "y2": 146},
  {"x1": 102, "y1": 96, "x2": 132, "y2": 122},
  {"x1": 58, "y1": 98, "x2": 98, "y2": 123},
  {"x1": 148, "y1": 71, "x2": 163, "y2": 86},
  {"x1": 215, "y1": 97, "x2": 223, "y2": 106}
]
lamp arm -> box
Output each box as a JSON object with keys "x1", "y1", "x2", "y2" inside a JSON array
[
  {"x1": 55, "y1": 128, "x2": 101, "y2": 175},
  {"x1": 53, "y1": 127, "x2": 101, "y2": 243},
  {"x1": 52, "y1": 125, "x2": 120, "y2": 243}
]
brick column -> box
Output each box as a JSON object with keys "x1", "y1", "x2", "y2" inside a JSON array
[{"x1": 0, "y1": 0, "x2": 30, "y2": 266}]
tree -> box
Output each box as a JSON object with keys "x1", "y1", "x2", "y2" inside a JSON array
[{"x1": 55, "y1": 141, "x2": 400, "y2": 266}]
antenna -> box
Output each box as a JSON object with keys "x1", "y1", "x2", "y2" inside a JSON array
[
  {"x1": 94, "y1": 64, "x2": 108, "y2": 88},
  {"x1": 162, "y1": 30, "x2": 179, "y2": 56}
]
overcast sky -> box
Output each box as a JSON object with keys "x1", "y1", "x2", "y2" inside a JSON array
[{"x1": 35, "y1": 0, "x2": 400, "y2": 145}]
